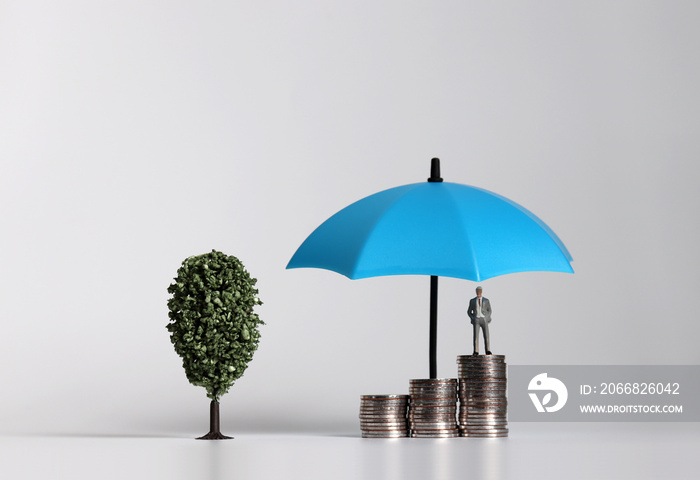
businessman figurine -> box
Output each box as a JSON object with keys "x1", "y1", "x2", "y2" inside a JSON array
[{"x1": 468, "y1": 286, "x2": 492, "y2": 355}]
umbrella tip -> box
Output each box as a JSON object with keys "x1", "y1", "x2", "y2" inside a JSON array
[{"x1": 428, "y1": 158, "x2": 443, "y2": 183}]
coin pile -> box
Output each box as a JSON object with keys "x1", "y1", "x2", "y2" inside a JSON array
[
  {"x1": 359, "y1": 394, "x2": 409, "y2": 438},
  {"x1": 457, "y1": 355, "x2": 508, "y2": 437},
  {"x1": 408, "y1": 378, "x2": 459, "y2": 438}
]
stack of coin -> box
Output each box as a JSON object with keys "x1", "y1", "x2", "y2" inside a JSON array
[
  {"x1": 359, "y1": 394, "x2": 409, "y2": 438},
  {"x1": 457, "y1": 355, "x2": 508, "y2": 437},
  {"x1": 408, "y1": 378, "x2": 459, "y2": 438}
]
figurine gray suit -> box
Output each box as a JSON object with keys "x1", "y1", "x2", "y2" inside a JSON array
[{"x1": 468, "y1": 286, "x2": 492, "y2": 355}]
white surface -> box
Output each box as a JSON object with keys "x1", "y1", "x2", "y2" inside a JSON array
[
  {"x1": 1, "y1": 0, "x2": 699, "y2": 445},
  {"x1": 2, "y1": 424, "x2": 699, "y2": 479}
]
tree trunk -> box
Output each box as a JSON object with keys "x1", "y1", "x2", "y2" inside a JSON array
[{"x1": 197, "y1": 400, "x2": 233, "y2": 440}]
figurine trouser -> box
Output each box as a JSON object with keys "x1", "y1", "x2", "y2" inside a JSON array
[{"x1": 472, "y1": 318, "x2": 490, "y2": 353}]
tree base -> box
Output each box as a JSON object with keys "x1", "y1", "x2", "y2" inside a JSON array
[
  {"x1": 197, "y1": 431, "x2": 233, "y2": 440},
  {"x1": 197, "y1": 400, "x2": 233, "y2": 439}
]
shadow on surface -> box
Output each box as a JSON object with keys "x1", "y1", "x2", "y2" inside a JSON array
[{"x1": 18, "y1": 432, "x2": 185, "y2": 439}]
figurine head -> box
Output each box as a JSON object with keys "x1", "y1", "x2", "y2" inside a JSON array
[{"x1": 476, "y1": 286, "x2": 483, "y2": 298}]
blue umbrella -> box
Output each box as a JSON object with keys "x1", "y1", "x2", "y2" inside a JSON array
[{"x1": 287, "y1": 159, "x2": 573, "y2": 377}]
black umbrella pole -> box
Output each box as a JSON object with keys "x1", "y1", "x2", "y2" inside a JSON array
[{"x1": 429, "y1": 275, "x2": 438, "y2": 379}]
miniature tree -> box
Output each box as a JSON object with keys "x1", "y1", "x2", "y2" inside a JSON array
[{"x1": 167, "y1": 250, "x2": 264, "y2": 439}]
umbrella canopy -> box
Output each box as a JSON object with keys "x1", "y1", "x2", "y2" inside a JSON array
[
  {"x1": 287, "y1": 182, "x2": 573, "y2": 281},
  {"x1": 287, "y1": 159, "x2": 573, "y2": 378}
]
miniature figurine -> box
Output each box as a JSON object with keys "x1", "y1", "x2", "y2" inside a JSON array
[
  {"x1": 467, "y1": 286, "x2": 492, "y2": 355},
  {"x1": 167, "y1": 250, "x2": 264, "y2": 439}
]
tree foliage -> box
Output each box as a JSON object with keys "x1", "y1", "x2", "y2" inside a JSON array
[{"x1": 167, "y1": 250, "x2": 264, "y2": 402}]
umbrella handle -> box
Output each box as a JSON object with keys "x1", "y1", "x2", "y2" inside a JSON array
[{"x1": 429, "y1": 275, "x2": 438, "y2": 379}]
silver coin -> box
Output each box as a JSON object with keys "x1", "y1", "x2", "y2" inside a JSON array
[
  {"x1": 460, "y1": 376, "x2": 507, "y2": 381},
  {"x1": 410, "y1": 428, "x2": 460, "y2": 433},
  {"x1": 411, "y1": 392, "x2": 458, "y2": 398},
  {"x1": 459, "y1": 367, "x2": 506, "y2": 372},
  {"x1": 459, "y1": 418, "x2": 508, "y2": 425},
  {"x1": 459, "y1": 365, "x2": 507, "y2": 369},
  {"x1": 461, "y1": 425, "x2": 509, "y2": 430},
  {"x1": 410, "y1": 405, "x2": 457, "y2": 410},
  {"x1": 361, "y1": 398, "x2": 409, "y2": 402},
  {"x1": 410, "y1": 399, "x2": 458, "y2": 405},
  {"x1": 460, "y1": 378, "x2": 507, "y2": 383},
  {"x1": 360, "y1": 420, "x2": 407, "y2": 425},
  {"x1": 460, "y1": 422, "x2": 508, "y2": 428},
  {"x1": 459, "y1": 369, "x2": 507, "y2": 373},
  {"x1": 460, "y1": 386, "x2": 508, "y2": 392},
  {"x1": 361, "y1": 424, "x2": 409, "y2": 430},
  {"x1": 410, "y1": 423, "x2": 458, "y2": 428},
  {"x1": 462, "y1": 424, "x2": 509, "y2": 430},
  {"x1": 409, "y1": 407, "x2": 457, "y2": 414},
  {"x1": 409, "y1": 420, "x2": 457, "y2": 427},
  {"x1": 361, "y1": 404, "x2": 409, "y2": 408},
  {"x1": 459, "y1": 374, "x2": 507, "y2": 380},
  {"x1": 460, "y1": 386, "x2": 507, "y2": 390},
  {"x1": 411, "y1": 382, "x2": 459, "y2": 388},
  {"x1": 361, "y1": 428, "x2": 409, "y2": 432},
  {"x1": 461, "y1": 399, "x2": 508, "y2": 405},
  {"x1": 459, "y1": 413, "x2": 508, "y2": 419},
  {"x1": 461, "y1": 401, "x2": 508, "y2": 407},
  {"x1": 461, "y1": 413, "x2": 508, "y2": 419},
  {"x1": 459, "y1": 391, "x2": 508, "y2": 397},
  {"x1": 360, "y1": 412, "x2": 406, "y2": 417},
  {"x1": 462, "y1": 431, "x2": 509, "y2": 436},
  {"x1": 410, "y1": 388, "x2": 457, "y2": 392},
  {"x1": 360, "y1": 420, "x2": 408, "y2": 425},
  {"x1": 460, "y1": 411, "x2": 508, "y2": 417},
  {"x1": 410, "y1": 425, "x2": 458, "y2": 430},
  {"x1": 459, "y1": 369, "x2": 506, "y2": 373},
  {"x1": 410, "y1": 387, "x2": 458, "y2": 394},
  {"x1": 462, "y1": 405, "x2": 508, "y2": 411},
  {"x1": 360, "y1": 410, "x2": 407, "y2": 415},
  {"x1": 362, "y1": 432, "x2": 409, "y2": 438},
  {"x1": 360, "y1": 404, "x2": 408, "y2": 408},
  {"x1": 458, "y1": 364, "x2": 506, "y2": 369},
  {"x1": 360, "y1": 413, "x2": 407, "y2": 419},
  {"x1": 410, "y1": 391, "x2": 457, "y2": 396},
  {"x1": 410, "y1": 378, "x2": 458, "y2": 383},
  {"x1": 360, "y1": 411, "x2": 407, "y2": 416},
  {"x1": 361, "y1": 427, "x2": 409, "y2": 432},
  {"x1": 409, "y1": 413, "x2": 456, "y2": 418},
  {"x1": 460, "y1": 395, "x2": 508, "y2": 401},
  {"x1": 361, "y1": 396, "x2": 409, "y2": 400},
  {"x1": 410, "y1": 393, "x2": 457, "y2": 399},
  {"x1": 360, "y1": 413, "x2": 406, "y2": 418},
  {"x1": 459, "y1": 368, "x2": 507, "y2": 375},
  {"x1": 360, "y1": 405, "x2": 408, "y2": 412},
  {"x1": 462, "y1": 408, "x2": 508, "y2": 415},
  {"x1": 458, "y1": 367, "x2": 506, "y2": 373},
  {"x1": 459, "y1": 375, "x2": 507, "y2": 380}
]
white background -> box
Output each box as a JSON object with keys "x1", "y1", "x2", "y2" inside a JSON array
[{"x1": 2, "y1": 0, "x2": 699, "y2": 452}]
